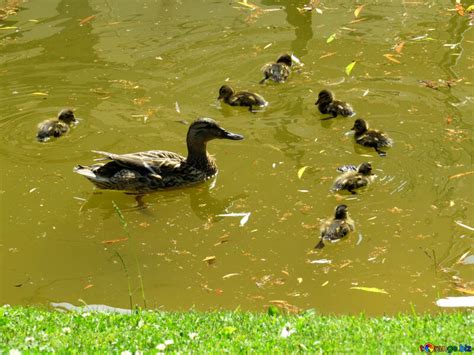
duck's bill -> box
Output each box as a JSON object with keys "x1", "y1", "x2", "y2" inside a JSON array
[
  {"x1": 345, "y1": 130, "x2": 355, "y2": 136},
  {"x1": 222, "y1": 131, "x2": 244, "y2": 140}
]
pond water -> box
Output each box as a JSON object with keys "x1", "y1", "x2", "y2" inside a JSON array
[{"x1": 0, "y1": 0, "x2": 473, "y2": 315}]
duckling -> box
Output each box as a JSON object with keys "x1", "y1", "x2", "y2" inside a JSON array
[
  {"x1": 36, "y1": 109, "x2": 77, "y2": 142},
  {"x1": 259, "y1": 53, "x2": 293, "y2": 84},
  {"x1": 315, "y1": 90, "x2": 355, "y2": 119},
  {"x1": 218, "y1": 85, "x2": 268, "y2": 112},
  {"x1": 74, "y1": 118, "x2": 244, "y2": 193},
  {"x1": 315, "y1": 204, "x2": 354, "y2": 249},
  {"x1": 332, "y1": 162, "x2": 375, "y2": 194},
  {"x1": 351, "y1": 118, "x2": 393, "y2": 157}
]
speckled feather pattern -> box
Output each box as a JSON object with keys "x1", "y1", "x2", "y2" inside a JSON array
[
  {"x1": 261, "y1": 63, "x2": 291, "y2": 83},
  {"x1": 332, "y1": 171, "x2": 375, "y2": 193}
]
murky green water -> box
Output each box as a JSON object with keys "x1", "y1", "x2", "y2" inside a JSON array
[{"x1": 1, "y1": 0, "x2": 473, "y2": 315}]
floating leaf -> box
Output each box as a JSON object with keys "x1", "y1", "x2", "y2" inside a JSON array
[
  {"x1": 264, "y1": 43, "x2": 272, "y2": 49},
  {"x1": 456, "y1": 288, "x2": 474, "y2": 295},
  {"x1": 354, "y1": 4, "x2": 365, "y2": 17},
  {"x1": 446, "y1": 114, "x2": 453, "y2": 125},
  {"x1": 315, "y1": 8, "x2": 323, "y2": 14},
  {"x1": 101, "y1": 237, "x2": 128, "y2": 244},
  {"x1": 362, "y1": 89, "x2": 369, "y2": 97},
  {"x1": 394, "y1": 41, "x2": 405, "y2": 54},
  {"x1": 466, "y1": 5, "x2": 474, "y2": 12},
  {"x1": 321, "y1": 281, "x2": 329, "y2": 286},
  {"x1": 383, "y1": 54, "x2": 401, "y2": 64},
  {"x1": 319, "y1": 52, "x2": 336, "y2": 59},
  {"x1": 0, "y1": 26, "x2": 18, "y2": 30},
  {"x1": 326, "y1": 33, "x2": 336, "y2": 43},
  {"x1": 309, "y1": 259, "x2": 331, "y2": 264},
  {"x1": 448, "y1": 171, "x2": 474, "y2": 180},
  {"x1": 351, "y1": 286, "x2": 388, "y2": 294},
  {"x1": 455, "y1": 220, "x2": 474, "y2": 231},
  {"x1": 297, "y1": 166, "x2": 309, "y2": 179},
  {"x1": 79, "y1": 15, "x2": 96, "y2": 25},
  {"x1": 202, "y1": 256, "x2": 216, "y2": 265},
  {"x1": 222, "y1": 273, "x2": 240, "y2": 279},
  {"x1": 297, "y1": 277, "x2": 303, "y2": 284},
  {"x1": 455, "y1": 3, "x2": 464, "y2": 16},
  {"x1": 345, "y1": 61, "x2": 356, "y2": 75},
  {"x1": 83, "y1": 284, "x2": 94, "y2": 290},
  {"x1": 31, "y1": 92, "x2": 48, "y2": 96},
  {"x1": 175, "y1": 101, "x2": 181, "y2": 113}
]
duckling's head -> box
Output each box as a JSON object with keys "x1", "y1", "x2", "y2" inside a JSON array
[
  {"x1": 276, "y1": 54, "x2": 292, "y2": 67},
  {"x1": 351, "y1": 118, "x2": 368, "y2": 135},
  {"x1": 188, "y1": 118, "x2": 244, "y2": 145},
  {"x1": 218, "y1": 85, "x2": 235, "y2": 101},
  {"x1": 57, "y1": 109, "x2": 77, "y2": 124},
  {"x1": 315, "y1": 90, "x2": 334, "y2": 105},
  {"x1": 357, "y1": 162, "x2": 372, "y2": 175},
  {"x1": 334, "y1": 204, "x2": 349, "y2": 220}
]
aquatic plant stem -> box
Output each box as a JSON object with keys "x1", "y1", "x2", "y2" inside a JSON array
[
  {"x1": 112, "y1": 201, "x2": 147, "y2": 309},
  {"x1": 114, "y1": 250, "x2": 133, "y2": 310}
]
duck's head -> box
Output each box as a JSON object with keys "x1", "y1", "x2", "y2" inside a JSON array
[
  {"x1": 334, "y1": 204, "x2": 349, "y2": 220},
  {"x1": 357, "y1": 162, "x2": 372, "y2": 175},
  {"x1": 218, "y1": 85, "x2": 234, "y2": 101},
  {"x1": 315, "y1": 90, "x2": 334, "y2": 105},
  {"x1": 351, "y1": 118, "x2": 368, "y2": 135},
  {"x1": 187, "y1": 118, "x2": 244, "y2": 145},
  {"x1": 276, "y1": 54, "x2": 292, "y2": 67},
  {"x1": 57, "y1": 109, "x2": 77, "y2": 124}
]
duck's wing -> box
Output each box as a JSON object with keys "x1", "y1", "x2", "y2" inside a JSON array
[
  {"x1": 92, "y1": 150, "x2": 186, "y2": 176},
  {"x1": 322, "y1": 220, "x2": 352, "y2": 241},
  {"x1": 336, "y1": 164, "x2": 358, "y2": 173}
]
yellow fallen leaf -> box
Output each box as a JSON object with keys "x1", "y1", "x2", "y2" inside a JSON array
[
  {"x1": 321, "y1": 281, "x2": 329, "y2": 286},
  {"x1": 456, "y1": 287, "x2": 474, "y2": 295},
  {"x1": 448, "y1": 171, "x2": 474, "y2": 180},
  {"x1": 29, "y1": 19, "x2": 39, "y2": 23},
  {"x1": 319, "y1": 52, "x2": 337, "y2": 59},
  {"x1": 0, "y1": 26, "x2": 18, "y2": 30},
  {"x1": 83, "y1": 284, "x2": 94, "y2": 290},
  {"x1": 345, "y1": 61, "x2": 356, "y2": 75},
  {"x1": 383, "y1": 54, "x2": 401, "y2": 64},
  {"x1": 222, "y1": 273, "x2": 240, "y2": 279},
  {"x1": 351, "y1": 286, "x2": 388, "y2": 294},
  {"x1": 354, "y1": 4, "x2": 365, "y2": 17},
  {"x1": 466, "y1": 5, "x2": 474, "y2": 12},
  {"x1": 326, "y1": 33, "x2": 336, "y2": 43},
  {"x1": 297, "y1": 166, "x2": 309, "y2": 179},
  {"x1": 297, "y1": 277, "x2": 303, "y2": 284},
  {"x1": 31, "y1": 92, "x2": 48, "y2": 96}
]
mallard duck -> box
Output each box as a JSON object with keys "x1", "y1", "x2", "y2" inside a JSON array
[
  {"x1": 332, "y1": 162, "x2": 375, "y2": 194},
  {"x1": 74, "y1": 118, "x2": 244, "y2": 192},
  {"x1": 218, "y1": 85, "x2": 268, "y2": 112},
  {"x1": 36, "y1": 109, "x2": 77, "y2": 142},
  {"x1": 259, "y1": 53, "x2": 293, "y2": 84},
  {"x1": 315, "y1": 90, "x2": 355, "y2": 119},
  {"x1": 351, "y1": 119, "x2": 393, "y2": 157},
  {"x1": 315, "y1": 204, "x2": 354, "y2": 249}
]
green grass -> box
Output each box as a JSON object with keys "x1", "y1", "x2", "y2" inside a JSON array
[{"x1": 0, "y1": 306, "x2": 471, "y2": 353}]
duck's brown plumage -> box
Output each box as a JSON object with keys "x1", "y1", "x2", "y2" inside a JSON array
[
  {"x1": 315, "y1": 205, "x2": 355, "y2": 249},
  {"x1": 74, "y1": 118, "x2": 244, "y2": 192},
  {"x1": 218, "y1": 85, "x2": 268, "y2": 112},
  {"x1": 315, "y1": 90, "x2": 355, "y2": 118},
  {"x1": 332, "y1": 162, "x2": 375, "y2": 194},
  {"x1": 36, "y1": 109, "x2": 77, "y2": 142},
  {"x1": 351, "y1": 119, "x2": 393, "y2": 157},
  {"x1": 260, "y1": 54, "x2": 293, "y2": 84}
]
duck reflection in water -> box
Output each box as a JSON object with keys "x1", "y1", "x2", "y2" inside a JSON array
[
  {"x1": 77, "y1": 183, "x2": 246, "y2": 223},
  {"x1": 261, "y1": 0, "x2": 313, "y2": 57}
]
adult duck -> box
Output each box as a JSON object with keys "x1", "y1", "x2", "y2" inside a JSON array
[{"x1": 74, "y1": 118, "x2": 244, "y2": 192}]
